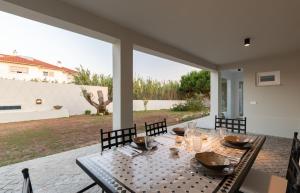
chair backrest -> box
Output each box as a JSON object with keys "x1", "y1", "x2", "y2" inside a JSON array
[
  {"x1": 215, "y1": 115, "x2": 247, "y2": 134},
  {"x1": 100, "y1": 125, "x2": 137, "y2": 152},
  {"x1": 145, "y1": 118, "x2": 167, "y2": 136},
  {"x1": 286, "y1": 132, "x2": 300, "y2": 193},
  {"x1": 22, "y1": 168, "x2": 33, "y2": 193}
]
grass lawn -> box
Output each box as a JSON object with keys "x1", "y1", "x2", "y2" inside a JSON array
[{"x1": 0, "y1": 110, "x2": 206, "y2": 167}]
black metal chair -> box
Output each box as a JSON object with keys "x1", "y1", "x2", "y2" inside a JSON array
[
  {"x1": 100, "y1": 124, "x2": 137, "y2": 152},
  {"x1": 22, "y1": 168, "x2": 33, "y2": 193},
  {"x1": 215, "y1": 115, "x2": 247, "y2": 134},
  {"x1": 286, "y1": 132, "x2": 300, "y2": 193},
  {"x1": 145, "y1": 118, "x2": 167, "y2": 136},
  {"x1": 77, "y1": 125, "x2": 137, "y2": 193}
]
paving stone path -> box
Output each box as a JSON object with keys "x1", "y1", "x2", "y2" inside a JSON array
[
  {"x1": 0, "y1": 144, "x2": 102, "y2": 193},
  {"x1": 0, "y1": 132, "x2": 292, "y2": 193}
]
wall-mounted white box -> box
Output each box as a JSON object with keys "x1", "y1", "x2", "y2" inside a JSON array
[{"x1": 257, "y1": 71, "x2": 280, "y2": 86}]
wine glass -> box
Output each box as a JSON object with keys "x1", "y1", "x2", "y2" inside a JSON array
[
  {"x1": 187, "y1": 122, "x2": 197, "y2": 131},
  {"x1": 192, "y1": 130, "x2": 202, "y2": 153},
  {"x1": 219, "y1": 128, "x2": 228, "y2": 139},
  {"x1": 184, "y1": 128, "x2": 193, "y2": 151},
  {"x1": 144, "y1": 136, "x2": 153, "y2": 150}
]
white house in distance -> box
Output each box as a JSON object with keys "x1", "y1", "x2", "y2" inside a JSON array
[{"x1": 0, "y1": 53, "x2": 77, "y2": 83}]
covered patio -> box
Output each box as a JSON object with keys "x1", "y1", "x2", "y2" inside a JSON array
[
  {"x1": 0, "y1": 123, "x2": 292, "y2": 193},
  {"x1": 0, "y1": 0, "x2": 299, "y2": 193}
]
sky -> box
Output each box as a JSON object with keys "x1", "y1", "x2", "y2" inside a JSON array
[{"x1": 0, "y1": 11, "x2": 200, "y2": 81}]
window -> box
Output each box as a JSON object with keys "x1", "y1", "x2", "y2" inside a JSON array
[
  {"x1": 221, "y1": 78, "x2": 227, "y2": 113},
  {"x1": 43, "y1": 71, "x2": 54, "y2": 77},
  {"x1": 10, "y1": 66, "x2": 29, "y2": 74},
  {"x1": 238, "y1": 81, "x2": 244, "y2": 116}
]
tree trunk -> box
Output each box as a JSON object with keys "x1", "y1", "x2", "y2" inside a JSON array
[{"x1": 82, "y1": 89, "x2": 111, "y2": 115}]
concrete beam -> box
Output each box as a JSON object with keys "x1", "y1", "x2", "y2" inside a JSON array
[{"x1": 1, "y1": 0, "x2": 216, "y2": 70}]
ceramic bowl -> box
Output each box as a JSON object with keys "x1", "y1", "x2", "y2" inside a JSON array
[
  {"x1": 224, "y1": 135, "x2": 249, "y2": 146},
  {"x1": 133, "y1": 137, "x2": 145, "y2": 147},
  {"x1": 195, "y1": 152, "x2": 231, "y2": 170},
  {"x1": 172, "y1": 127, "x2": 185, "y2": 136}
]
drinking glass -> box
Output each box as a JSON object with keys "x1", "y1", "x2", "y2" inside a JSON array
[
  {"x1": 184, "y1": 122, "x2": 194, "y2": 150},
  {"x1": 192, "y1": 131, "x2": 202, "y2": 153},
  {"x1": 187, "y1": 122, "x2": 197, "y2": 131},
  {"x1": 144, "y1": 136, "x2": 153, "y2": 150},
  {"x1": 209, "y1": 128, "x2": 218, "y2": 136},
  {"x1": 175, "y1": 136, "x2": 183, "y2": 147},
  {"x1": 219, "y1": 128, "x2": 228, "y2": 139}
]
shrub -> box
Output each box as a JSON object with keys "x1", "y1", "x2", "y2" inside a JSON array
[
  {"x1": 171, "y1": 96, "x2": 206, "y2": 112},
  {"x1": 171, "y1": 103, "x2": 187, "y2": 111},
  {"x1": 180, "y1": 115, "x2": 195, "y2": 122},
  {"x1": 84, "y1": 110, "x2": 91, "y2": 115},
  {"x1": 178, "y1": 70, "x2": 210, "y2": 98},
  {"x1": 104, "y1": 110, "x2": 110, "y2": 115}
]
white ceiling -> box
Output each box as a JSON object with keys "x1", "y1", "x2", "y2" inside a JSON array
[{"x1": 60, "y1": 0, "x2": 300, "y2": 65}]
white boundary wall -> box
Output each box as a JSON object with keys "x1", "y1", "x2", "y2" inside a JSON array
[
  {"x1": 0, "y1": 109, "x2": 70, "y2": 123},
  {"x1": 107, "y1": 100, "x2": 185, "y2": 113},
  {"x1": 0, "y1": 79, "x2": 187, "y2": 123},
  {"x1": 0, "y1": 79, "x2": 108, "y2": 123}
]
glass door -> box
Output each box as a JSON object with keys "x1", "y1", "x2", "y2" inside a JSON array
[
  {"x1": 238, "y1": 81, "x2": 244, "y2": 116},
  {"x1": 221, "y1": 78, "x2": 227, "y2": 116}
]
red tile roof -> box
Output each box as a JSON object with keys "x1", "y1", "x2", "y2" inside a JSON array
[{"x1": 0, "y1": 54, "x2": 77, "y2": 74}]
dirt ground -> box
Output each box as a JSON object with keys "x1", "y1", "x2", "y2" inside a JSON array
[{"x1": 0, "y1": 110, "x2": 204, "y2": 166}]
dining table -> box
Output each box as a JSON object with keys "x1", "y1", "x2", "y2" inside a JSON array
[{"x1": 76, "y1": 132, "x2": 266, "y2": 193}]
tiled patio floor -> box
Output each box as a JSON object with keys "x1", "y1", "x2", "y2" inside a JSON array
[
  {"x1": 0, "y1": 131, "x2": 292, "y2": 193},
  {"x1": 252, "y1": 135, "x2": 292, "y2": 177}
]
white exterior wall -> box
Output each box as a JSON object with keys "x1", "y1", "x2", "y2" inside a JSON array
[
  {"x1": 0, "y1": 109, "x2": 70, "y2": 123},
  {"x1": 0, "y1": 62, "x2": 73, "y2": 83},
  {"x1": 202, "y1": 53, "x2": 300, "y2": 138},
  {"x1": 241, "y1": 52, "x2": 300, "y2": 138},
  {"x1": 52, "y1": 70, "x2": 71, "y2": 83},
  {"x1": 0, "y1": 63, "x2": 7, "y2": 77},
  {"x1": 0, "y1": 79, "x2": 108, "y2": 123}
]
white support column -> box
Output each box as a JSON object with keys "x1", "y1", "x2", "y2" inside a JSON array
[
  {"x1": 113, "y1": 39, "x2": 133, "y2": 129},
  {"x1": 196, "y1": 70, "x2": 220, "y2": 129},
  {"x1": 210, "y1": 70, "x2": 221, "y2": 118}
]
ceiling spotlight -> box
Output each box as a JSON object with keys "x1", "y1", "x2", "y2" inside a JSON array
[{"x1": 244, "y1": 38, "x2": 250, "y2": 47}]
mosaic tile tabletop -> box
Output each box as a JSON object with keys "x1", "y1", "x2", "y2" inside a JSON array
[{"x1": 77, "y1": 134, "x2": 265, "y2": 193}]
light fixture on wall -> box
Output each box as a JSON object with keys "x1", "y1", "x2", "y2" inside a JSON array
[
  {"x1": 244, "y1": 38, "x2": 251, "y2": 47},
  {"x1": 36, "y1": 99, "x2": 42, "y2": 105}
]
